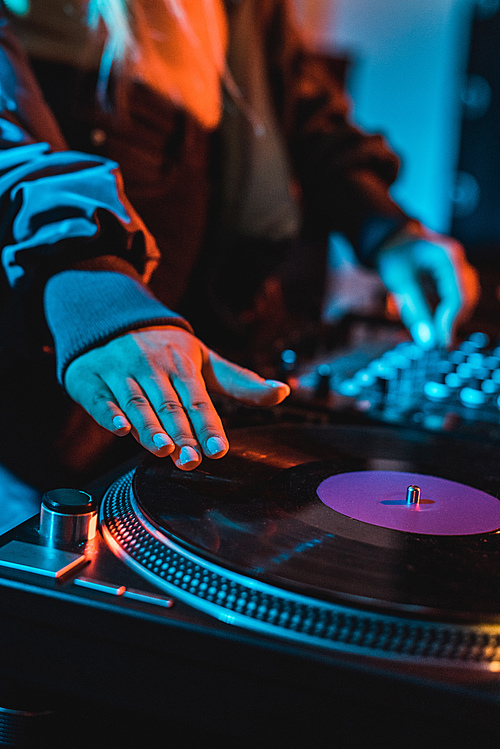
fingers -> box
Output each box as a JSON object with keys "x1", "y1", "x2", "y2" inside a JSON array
[
  {"x1": 415, "y1": 238, "x2": 480, "y2": 346},
  {"x1": 67, "y1": 368, "x2": 222, "y2": 470},
  {"x1": 64, "y1": 368, "x2": 132, "y2": 437},
  {"x1": 64, "y1": 333, "x2": 229, "y2": 470},
  {"x1": 432, "y1": 240, "x2": 480, "y2": 342},
  {"x1": 377, "y1": 248, "x2": 437, "y2": 348},
  {"x1": 64, "y1": 327, "x2": 291, "y2": 471},
  {"x1": 377, "y1": 236, "x2": 480, "y2": 348},
  {"x1": 137, "y1": 364, "x2": 229, "y2": 468},
  {"x1": 203, "y1": 350, "x2": 291, "y2": 405},
  {"x1": 64, "y1": 365, "x2": 177, "y2": 457}
]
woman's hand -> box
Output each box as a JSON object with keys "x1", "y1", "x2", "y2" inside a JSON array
[
  {"x1": 376, "y1": 229, "x2": 480, "y2": 348},
  {"x1": 64, "y1": 326, "x2": 290, "y2": 470}
]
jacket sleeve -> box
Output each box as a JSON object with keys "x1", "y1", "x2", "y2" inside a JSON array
[
  {"x1": 263, "y1": 0, "x2": 416, "y2": 266},
  {"x1": 0, "y1": 3, "x2": 189, "y2": 375}
]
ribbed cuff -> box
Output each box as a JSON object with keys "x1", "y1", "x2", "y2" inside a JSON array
[
  {"x1": 44, "y1": 270, "x2": 193, "y2": 383},
  {"x1": 356, "y1": 215, "x2": 416, "y2": 268}
]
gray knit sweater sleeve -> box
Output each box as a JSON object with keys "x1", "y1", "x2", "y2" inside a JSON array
[{"x1": 44, "y1": 269, "x2": 193, "y2": 384}]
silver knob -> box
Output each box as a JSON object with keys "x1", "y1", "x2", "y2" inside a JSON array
[
  {"x1": 39, "y1": 488, "x2": 97, "y2": 546},
  {"x1": 406, "y1": 485, "x2": 421, "y2": 506}
]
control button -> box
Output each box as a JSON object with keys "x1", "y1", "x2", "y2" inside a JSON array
[
  {"x1": 354, "y1": 368, "x2": 376, "y2": 387},
  {"x1": 384, "y1": 352, "x2": 411, "y2": 371},
  {"x1": 337, "y1": 378, "x2": 361, "y2": 396},
  {"x1": 468, "y1": 331, "x2": 490, "y2": 348},
  {"x1": 467, "y1": 352, "x2": 485, "y2": 369},
  {"x1": 482, "y1": 379, "x2": 499, "y2": 395},
  {"x1": 483, "y1": 355, "x2": 500, "y2": 371},
  {"x1": 90, "y1": 128, "x2": 106, "y2": 146},
  {"x1": 460, "y1": 385, "x2": 487, "y2": 407},
  {"x1": 449, "y1": 350, "x2": 467, "y2": 366},
  {"x1": 424, "y1": 381, "x2": 450, "y2": 400},
  {"x1": 445, "y1": 372, "x2": 462, "y2": 389},
  {"x1": 456, "y1": 362, "x2": 472, "y2": 380},
  {"x1": 424, "y1": 360, "x2": 453, "y2": 400},
  {"x1": 279, "y1": 349, "x2": 297, "y2": 382}
]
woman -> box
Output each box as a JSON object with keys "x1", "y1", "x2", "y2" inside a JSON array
[{"x1": 0, "y1": 0, "x2": 478, "y2": 488}]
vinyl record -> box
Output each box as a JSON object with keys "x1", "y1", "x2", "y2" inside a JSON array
[{"x1": 128, "y1": 423, "x2": 500, "y2": 619}]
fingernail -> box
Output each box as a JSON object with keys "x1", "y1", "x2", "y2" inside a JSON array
[
  {"x1": 179, "y1": 445, "x2": 200, "y2": 466},
  {"x1": 112, "y1": 415, "x2": 129, "y2": 430},
  {"x1": 153, "y1": 432, "x2": 173, "y2": 449},
  {"x1": 264, "y1": 379, "x2": 287, "y2": 388},
  {"x1": 264, "y1": 379, "x2": 290, "y2": 396},
  {"x1": 206, "y1": 436, "x2": 227, "y2": 456},
  {"x1": 411, "y1": 321, "x2": 435, "y2": 349}
]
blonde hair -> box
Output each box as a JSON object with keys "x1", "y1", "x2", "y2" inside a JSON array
[
  {"x1": 86, "y1": 0, "x2": 133, "y2": 106},
  {"x1": 87, "y1": 0, "x2": 133, "y2": 62},
  {"x1": 86, "y1": 0, "x2": 228, "y2": 127}
]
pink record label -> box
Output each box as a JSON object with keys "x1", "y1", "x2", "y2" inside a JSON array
[{"x1": 316, "y1": 471, "x2": 500, "y2": 536}]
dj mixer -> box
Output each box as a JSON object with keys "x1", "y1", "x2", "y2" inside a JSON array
[{"x1": 293, "y1": 329, "x2": 500, "y2": 441}]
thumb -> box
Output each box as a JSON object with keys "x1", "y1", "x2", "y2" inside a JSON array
[{"x1": 204, "y1": 350, "x2": 290, "y2": 405}]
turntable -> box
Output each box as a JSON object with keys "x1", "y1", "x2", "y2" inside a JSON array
[{"x1": 1, "y1": 422, "x2": 500, "y2": 747}]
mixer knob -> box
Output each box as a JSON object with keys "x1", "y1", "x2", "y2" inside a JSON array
[
  {"x1": 336, "y1": 378, "x2": 361, "y2": 396},
  {"x1": 456, "y1": 362, "x2": 472, "y2": 381},
  {"x1": 482, "y1": 379, "x2": 499, "y2": 396},
  {"x1": 466, "y1": 352, "x2": 485, "y2": 370},
  {"x1": 424, "y1": 360, "x2": 452, "y2": 400},
  {"x1": 279, "y1": 349, "x2": 297, "y2": 381},
  {"x1": 444, "y1": 371, "x2": 462, "y2": 389},
  {"x1": 374, "y1": 372, "x2": 394, "y2": 396},
  {"x1": 449, "y1": 349, "x2": 467, "y2": 366},
  {"x1": 354, "y1": 368, "x2": 376, "y2": 387},
  {"x1": 314, "y1": 364, "x2": 332, "y2": 399},
  {"x1": 460, "y1": 378, "x2": 488, "y2": 407},
  {"x1": 468, "y1": 331, "x2": 490, "y2": 348},
  {"x1": 459, "y1": 332, "x2": 489, "y2": 355}
]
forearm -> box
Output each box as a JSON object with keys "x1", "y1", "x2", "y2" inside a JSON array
[
  {"x1": 265, "y1": 0, "x2": 415, "y2": 258},
  {"x1": 0, "y1": 4, "x2": 167, "y2": 361}
]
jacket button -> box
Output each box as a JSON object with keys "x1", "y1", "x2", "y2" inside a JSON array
[{"x1": 90, "y1": 128, "x2": 107, "y2": 146}]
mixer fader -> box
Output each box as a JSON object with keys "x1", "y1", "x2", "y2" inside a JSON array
[{"x1": 294, "y1": 332, "x2": 500, "y2": 437}]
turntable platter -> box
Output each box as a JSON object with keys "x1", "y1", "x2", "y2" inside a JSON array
[{"x1": 101, "y1": 423, "x2": 500, "y2": 667}]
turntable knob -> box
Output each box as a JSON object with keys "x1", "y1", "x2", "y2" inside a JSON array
[{"x1": 39, "y1": 488, "x2": 97, "y2": 546}]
